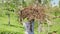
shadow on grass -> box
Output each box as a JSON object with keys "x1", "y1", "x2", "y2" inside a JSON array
[{"x1": 2, "y1": 24, "x2": 23, "y2": 28}]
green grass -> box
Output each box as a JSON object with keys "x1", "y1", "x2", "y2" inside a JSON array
[
  {"x1": 0, "y1": 15, "x2": 24, "y2": 34},
  {"x1": 50, "y1": 18, "x2": 60, "y2": 34},
  {"x1": 0, "y1": 15, "x2": 60, "y2": 34}
]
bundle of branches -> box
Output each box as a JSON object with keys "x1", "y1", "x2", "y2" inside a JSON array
[
  {"x1": 19, "y1": 4, "x2": 47, "y2": 23},
  {"x1": 18, "y1": 4, "x2": 53, "y2": 34}
]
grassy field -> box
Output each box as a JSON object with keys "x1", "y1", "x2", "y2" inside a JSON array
[
  {"x1": 0, "y1": 14, "x2": 25, "y2": 34},
  {"x1": 0, "y1": 14, "x2": 60, "y2": 34}
]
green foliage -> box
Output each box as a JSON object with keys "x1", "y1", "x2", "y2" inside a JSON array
[{"x1": 0, "y1": 0, "x2": 60, "y2": 34}]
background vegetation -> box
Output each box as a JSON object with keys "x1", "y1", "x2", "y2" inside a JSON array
[{"x1": 0, "y1": 0, "x2": 60, "y2": 34}]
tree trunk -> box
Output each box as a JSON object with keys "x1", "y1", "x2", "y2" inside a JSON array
[
  {"x1": 23, "y1": 21, "x2": 34, "y2": 34},
  {"x1": 8, "y1": 14, "x2": 10, "y2": 25},
  {"x1": 38, "y1": 20, "x2": 42, "y2": 34}
]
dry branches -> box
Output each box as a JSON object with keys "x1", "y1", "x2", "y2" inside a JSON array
[{"x1": 19, "y1": 5, "x2": 46, "y2": 22}]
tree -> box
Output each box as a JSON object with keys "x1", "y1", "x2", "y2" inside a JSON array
[{"x1": 3, "y1": 0, "x2": 15, "y2": 25}]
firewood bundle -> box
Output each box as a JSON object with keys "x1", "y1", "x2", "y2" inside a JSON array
[{"x1": 19, "y1": 5, "x2": 47, "y2": 22}]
